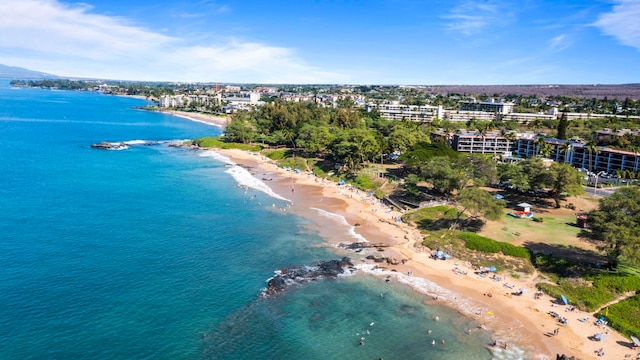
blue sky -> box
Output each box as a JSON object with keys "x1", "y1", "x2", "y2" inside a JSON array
[{"x1": 0, "y1": 0, "x2": 639, "y2": 84}]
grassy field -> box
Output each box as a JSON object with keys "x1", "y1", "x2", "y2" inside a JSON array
[{"x1": 482, "y1": 212, "x2": 584, "y2": 246}]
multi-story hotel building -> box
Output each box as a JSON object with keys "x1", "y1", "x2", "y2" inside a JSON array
[
  {"x1": 365, "y1": 101, "x2": 444, "y2": 121},
  {"x1": 459, "y1": 100, "x2": 514, "y2": 114},
  {"x1": 442, "y1": 130, "x2": 640, "y2": 174}
]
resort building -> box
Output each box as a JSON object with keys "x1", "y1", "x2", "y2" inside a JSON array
[
  {"x1": 443, "y1": 110, "x2": 497, "y2": 122},
  {"x1": 459, "y1": 100, "x2": 514, "y2": 114},
  {"x1": 158, "y1": 94, "x2": 221, "y2": 108},
  {"x1": 450, "y1": 130, "x2": 519, "y2": 154},
  {"x1": 365, "y1": 101, "x2": 444, "y2": 122},
  {"x1": 441, "y1": 129, "x2": 640, "y2": 174},
  {"x1": 514, "y1": 136, "x2": 640, "y2": 173},
  {"x1": 158, "y1": 92, "x2": 262, "y2": 112}
]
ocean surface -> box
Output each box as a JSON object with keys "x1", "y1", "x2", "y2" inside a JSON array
[{"x1": 0, "y1": 80, "x2": 501, "y2": 359}]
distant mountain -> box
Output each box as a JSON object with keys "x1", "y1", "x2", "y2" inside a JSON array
[{"x1": 0, "y1": 64, "x2": 59, "y2": 79}]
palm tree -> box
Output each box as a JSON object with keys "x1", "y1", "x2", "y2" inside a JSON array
[
  {"x1": 559, "y1": 142, "x2": 573, "y2": 164},
  {"x1": 476, "y1": 122, "x2": 490, "y2": 154},
  {"x1": 535, "y1": 136, "x2": 546, "y2": 157},
  {"x1": 586, "y1": 141, "x2": 599, "y2": 173},
  {"x1": 500, "y1": 128, "x2": 517, "y2": 154}
]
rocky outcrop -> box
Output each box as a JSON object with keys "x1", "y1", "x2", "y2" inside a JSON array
[
  {"x1": 338, "y1": 242, "x2": 390, "y2": 250},
  {"x1": 91, "y1": 141, "x2": 128, "y2": 150},
  {"x1": 262, "y1": 257, "x2": 355, "y2": 297}
]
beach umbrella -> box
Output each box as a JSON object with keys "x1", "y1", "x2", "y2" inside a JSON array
[
  {"x1": 560, "y1": 295, "x2": 569, "y2": 305},
  {"x1": 594, "y1": 333, "x2": 605, "y2": 341},
  {"x1": 519, "y1": 288, "x2": 527, "y2": 292},
  {"x1": 631, "y1": 335, "x2": 640, "y2": 347},
  {"x1": 489, "y1": 266, "x2": 496, "y2": 272}
]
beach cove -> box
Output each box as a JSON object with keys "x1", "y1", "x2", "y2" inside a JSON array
[
  {"x1": 0, "y1": 83, "x2": 514, "y2": 360},
  {"x1": 1, "y1": 80, "x2": 635, "y2": 359},
  {"x1": 178, "y1": 116, "x2": 636, "y2": 360}
]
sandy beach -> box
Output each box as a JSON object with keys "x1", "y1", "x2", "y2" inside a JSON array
[
  {"x1": 210, "y1": 147, "x2": 638, "y2": 360},
  {"x1": 159, "y1": 110, "x2": 229, "y2": 128}
]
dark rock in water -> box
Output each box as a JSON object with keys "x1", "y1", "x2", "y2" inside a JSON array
[
  {"x1": 91, "y1": 141, "x2": 128, "y2": 150},
  {"x1": 365, "y1": 255, "x2": 400, "y2": 265},
  {"x1": 262, "y1": 257, "x2": 355, "y2": 297},
  {"x1": 339, "y1": 242, "x2": 390, "y2": 250}
]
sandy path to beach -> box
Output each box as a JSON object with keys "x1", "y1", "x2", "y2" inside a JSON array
[{"x1": 209, "y1": 148, "x2": 640, "y2": 360}]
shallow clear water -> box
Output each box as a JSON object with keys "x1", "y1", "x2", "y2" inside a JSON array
[{"x1": 0, "y1": 80, "x2": 496, "y2": 359}]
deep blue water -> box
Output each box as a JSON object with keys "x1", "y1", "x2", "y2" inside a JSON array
[{"x1": 0, "y1": 80, "x2": 496, "y2": 359}]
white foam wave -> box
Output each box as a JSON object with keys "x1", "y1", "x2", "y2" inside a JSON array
[
  {"x1": 199, "y1": 150, "x2": 289, "y2": 201},
  {"x1": 226, "y1": 166, "x2": 289, "y2": 201},
  {"x1": 123, "y1": 139, "x2": 151, "y2": 145},
  {"x1": 118, "y1": 139, "x2": 190, "y2": 146},
  {"x1": 311, "y1": 207, "x2": 369, "y2": 242},
  {"x1": 199, "y1": 150, "x2": 234, "y2": 165}
]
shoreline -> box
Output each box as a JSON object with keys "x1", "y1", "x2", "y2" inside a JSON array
[
  {"x1": 143, "y1": 108, "x2": 229, "y2": 128},
  {"x1": 211, "y1": 148, "x2": 636, "y2": 360},
  {"x1": 160, "y1": 109, "x2": 229, "y2": 128},
  {"x1": 163, "y1": 111, "x2": 634, "y2": 359}
]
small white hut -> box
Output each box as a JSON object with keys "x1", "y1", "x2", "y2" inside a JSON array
[{"x1": 516, "y1": 203, "x2": 532, "y2": 213}]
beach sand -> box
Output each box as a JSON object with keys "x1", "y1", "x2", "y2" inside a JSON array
[
  {"x1": 160, "y1": 110, "x2": 229, "y2": 128},
  {"x1": 213, "y1": 148, "x2": 638, "y2": 360}
]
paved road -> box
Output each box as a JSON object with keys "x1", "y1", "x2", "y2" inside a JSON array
[{"x1": 583, "y1": 185, "x2": 618, "y2": 198}]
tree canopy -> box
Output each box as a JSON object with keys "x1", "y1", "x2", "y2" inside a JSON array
[
  {"x1": 587, "y1": 186, "x2": 640, "y2": 268},
  {"x1": 546, "y1": 163, "x2": 585, "y2": 207}
]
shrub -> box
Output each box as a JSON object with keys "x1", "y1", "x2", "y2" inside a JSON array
[
  {"x1": 312, "y1": 165, "x2": 329, "y2": 178},
  {"x1": 278, "y1": 157, "x2": 308, "y2": 171},
  {"x1": 536, "y1": 282, "x2": 614, "y2": 311},
  {"x1": 351, "y1": 174, "x2": 378, "y2": 191},
  {"x1": 193, "y1": 136, "x2": 224, "y2": 148},
  {"x1": 532, "y1": 217, "x2": 544, "y2": 223},
  {"x1": 599, "y1": 294, "x2": 640, "y2": 338},
  {"x1": 535, "y1": 272, "x2": 640, "y2": 312},
  {"x1": 374, "y1": 190, "x2": 385, "y2": 200},
  {"x1": 264, "y1": 149, "x2": 287, "y2": 160},
  {"x1": 192, "y1": 136, "x2": 262, "y2": 151},
  {"x1": 459, "y1": 232, "x2": 531, "y2": 259}
]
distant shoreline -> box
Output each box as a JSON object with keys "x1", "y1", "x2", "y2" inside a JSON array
[{"x1": 144, "y1": 108, "x2": 229, "y2": 128}]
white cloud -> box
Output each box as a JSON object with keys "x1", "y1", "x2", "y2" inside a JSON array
[
  {"x1": 593, "y1": 0, "x2": 640, "y2": 51},
  {"x1": 0, "y1": 0, "x2": 344, "y2": 83},
  {"x1": 442, "y1": 0, "x2": 511, "y2": 36},
  {"x1": 549, "y1": 34, "x2": 571, "y2": 51}
]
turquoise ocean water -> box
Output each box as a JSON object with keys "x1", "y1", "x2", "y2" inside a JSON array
[{"x1": 0, "y1": 80, "x2": 501, "y2": 359}]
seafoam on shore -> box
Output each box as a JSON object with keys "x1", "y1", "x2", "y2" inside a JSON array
[
  {"x1": 199, "y1": 150, "x2": 290, "y2": 202},
  {"x1": 311, "y1": 207, "x2": 369, "y2": 242}
]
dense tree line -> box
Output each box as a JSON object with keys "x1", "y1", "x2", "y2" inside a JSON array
[{"x1": 223, "y1": 100, "x2": 432, "y2": 172}]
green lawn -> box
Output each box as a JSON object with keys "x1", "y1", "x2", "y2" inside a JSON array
[{"x1": 484, "y1": 212, "x2": 584, "y2": 246}]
